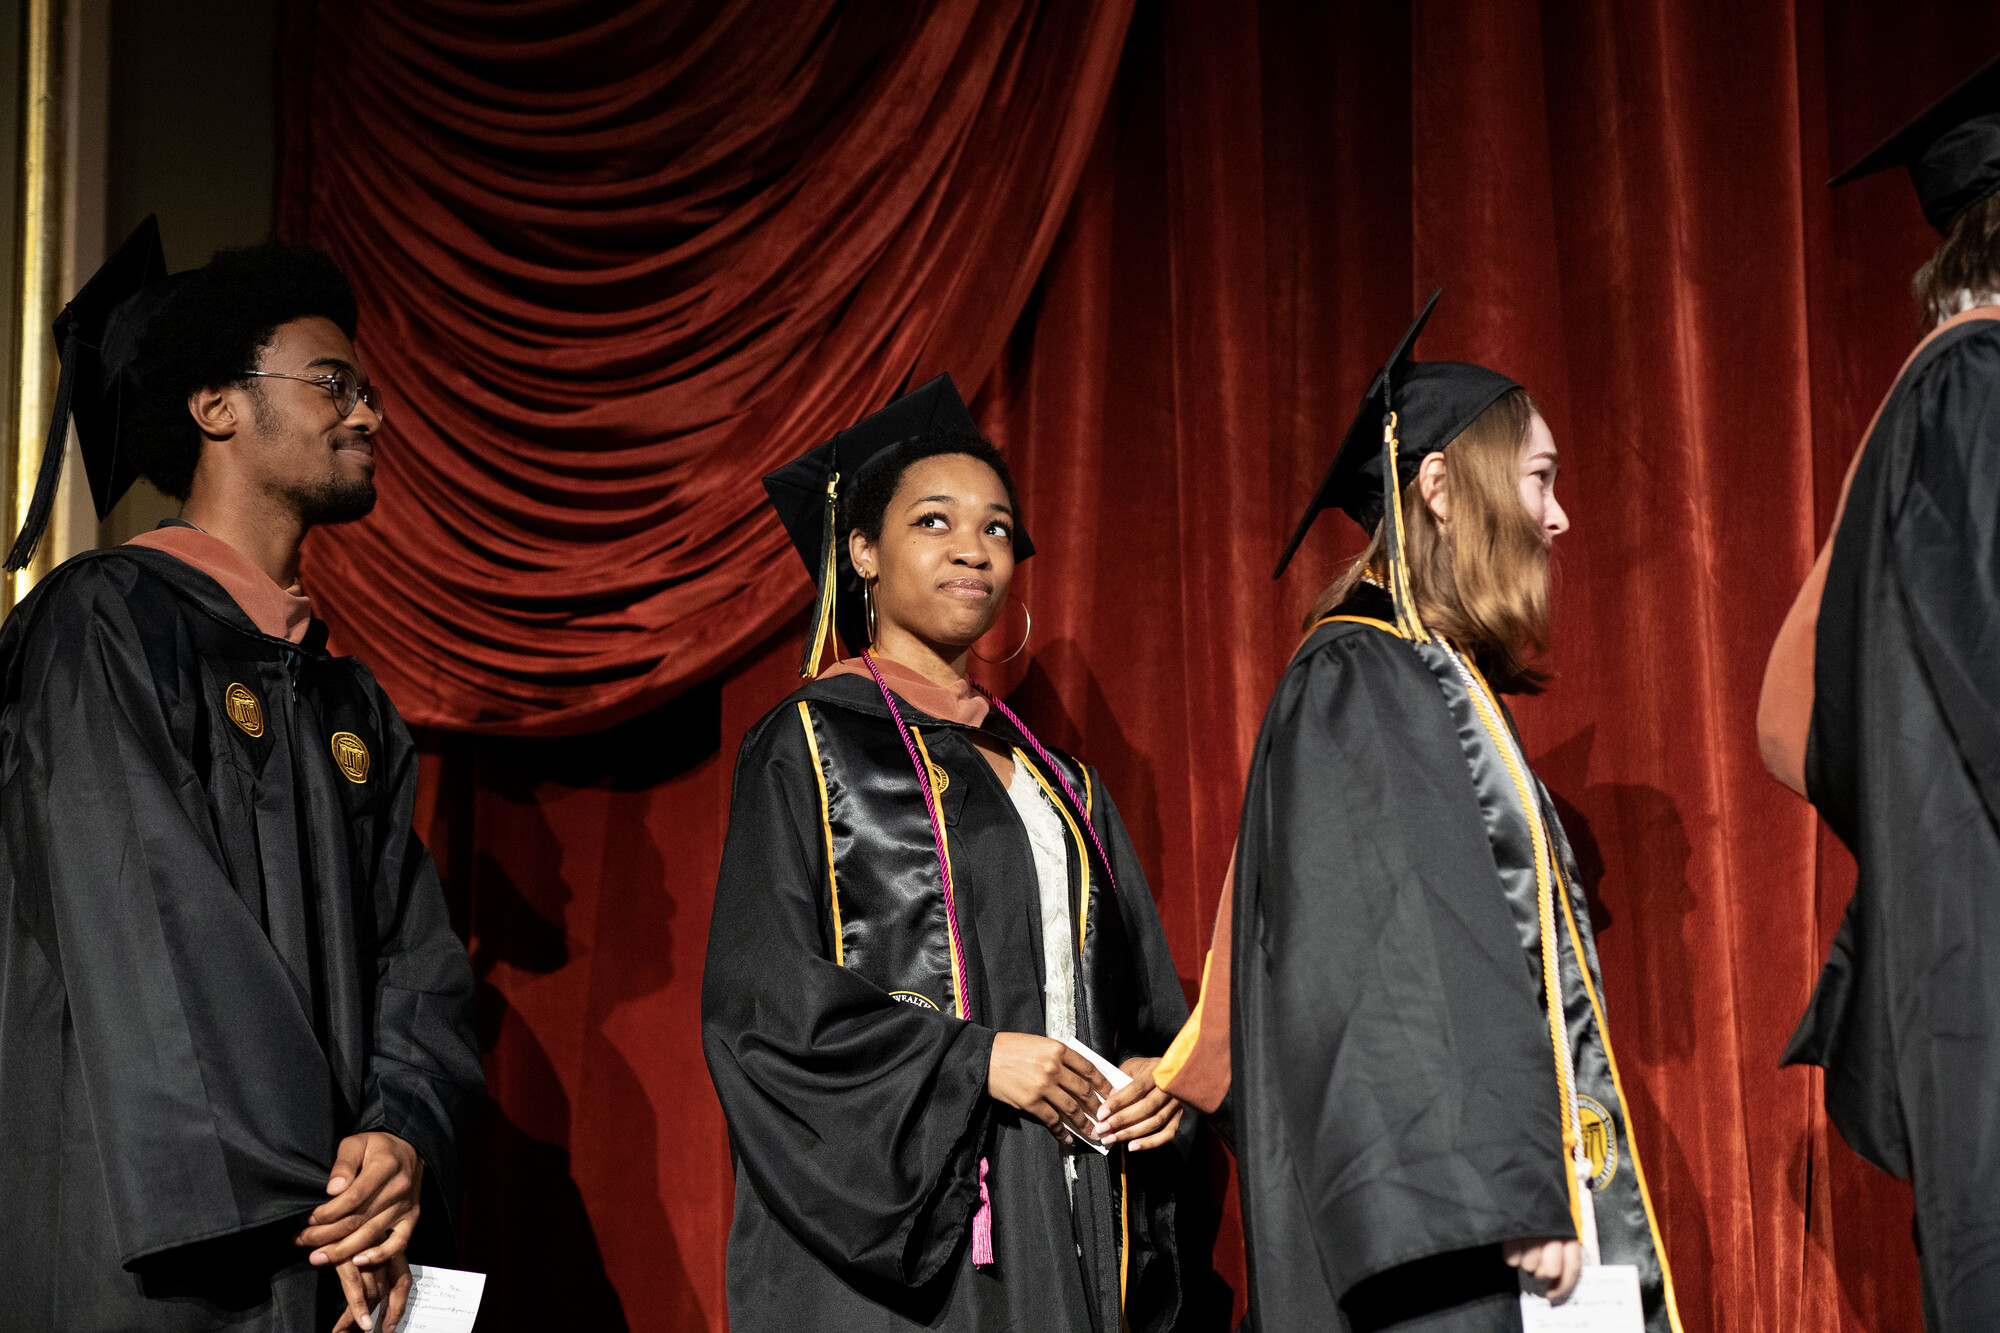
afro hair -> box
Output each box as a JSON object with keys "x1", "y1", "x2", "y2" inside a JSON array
[{"x1": 126, "y1": 241, "x2": 358, "y2": 500}]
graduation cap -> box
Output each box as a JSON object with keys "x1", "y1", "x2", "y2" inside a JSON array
[
  {"x1": 5, "y1": 215, "x2": 184, "y2": 570},
  {"x1": 1273, "y1": 289, "x2": 1520, "y2": 640},
  {"x1": 1832, "y1": 53, "x2": 2000, "y2": 233},
  {"x1": 764, "y1": 373, "x2": 1033, "y2": 678}
]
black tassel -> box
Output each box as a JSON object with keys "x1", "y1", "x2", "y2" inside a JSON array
[
  {"x1": 5, "y1": 332, "x2": 78, "y2": 572},
  {"x1": 796, "y1": 471, "x2": 840, "y2": 678}
]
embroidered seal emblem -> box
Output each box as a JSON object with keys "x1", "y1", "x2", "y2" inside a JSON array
[
  {"x1": 1576, "y1": 1095, "x2": 1618, "y2": 1190},
  {"x1": 925, "y1": 761, "x2": 950, "y2": 796},
  {"x1": 889, "y1": 991, "x2": 939, "y2": 1012},
  {"x1": 329, "y1": 731, "x2": 371, "y2": 784},
  {"x1": 224, "y1": 683, "x2": 264, "y2": 738}
]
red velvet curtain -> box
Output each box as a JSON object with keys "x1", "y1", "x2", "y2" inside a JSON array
[
  {"x1": 282, "y1": 2, "x2": 2000, "y2": 1330},
  {"x1": 279, "y1": 0, "x2": 1132, "y2": 734}
]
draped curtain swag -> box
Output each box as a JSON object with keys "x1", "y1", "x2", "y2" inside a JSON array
[{"x1": 282, "y1": 0, "x2": 1133, "y2": 734}]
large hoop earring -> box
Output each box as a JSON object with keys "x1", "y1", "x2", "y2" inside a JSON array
[
  {"x1": 970, "y1": 594, "x2": 1031, "y2": 664},
  {"x1": 864, "y1": 577, "x2": 879, "y2": 646}
]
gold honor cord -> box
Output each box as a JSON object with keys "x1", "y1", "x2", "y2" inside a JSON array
[
  {"x1": 796, "y1": 703, "x2": 846, "y2": 966},
  {"x1": 1554, "y1": 859, "x2": 1686, "y2": 1329},
  {"x1": 1016, "y1": 747, "x2": 1094, "y2": 954},
  {"x1": 798, "y1": 471, "x2": 841, "y2": 679},
  {"x1": 1380, "y1": 410, "x2": 1431, "y2": 643}
]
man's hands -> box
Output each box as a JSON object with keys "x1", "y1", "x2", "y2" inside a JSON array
[
  {"x1": 986, "y1": 1033, "x2": 1111, "y2": 1143},
  {"x1": 1503, "y1": 1236, "x2": 1583, "y2": 1301},
  {"x1": 1093, "y1": 1056, "x2": 1184, "y2": 1151},
  {"x1": 297, "y1": 1131, "x2": 423, "y2": 1332},
  {"x1": 329, "y1": 1255, "x2": 412, "y2": 1333}
]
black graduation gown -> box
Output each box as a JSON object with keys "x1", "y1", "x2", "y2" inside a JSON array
[
  {"x1": 702, "y1": 673, "x2": 1202, "y2": 1331},
  {"x1": 0, "y1": 546, "x2": 483, "y2": 1331},
  {"x1": 1784, "y1": 313, "x2": 2000, "y2": 1332},
  {"x1": 1233, "y1": 590, "x2": 1676, "y2": 1333}
]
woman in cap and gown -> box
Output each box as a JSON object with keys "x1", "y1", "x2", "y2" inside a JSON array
[
  {"x1": 703, "y1": 376, "x2": 1215, "y2": 1331},
  {"x1": 1158, "y1": 293, "x2": 1681, "y2": 1332}
]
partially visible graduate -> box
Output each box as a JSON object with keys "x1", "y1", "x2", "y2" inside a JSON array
[
  {"x1": 1171, "y1": 293, "x2": 1680, "y2": 1332},
  {"x1": 1760, "y1": 54, "x2": 2000, "y2": 1332},
  {"x1": 703, "y1": 377, "x2": 1211, "y2": 1332},
  {"x1": 0, "y1": 220, "x2": 481, "y2": 1331}
]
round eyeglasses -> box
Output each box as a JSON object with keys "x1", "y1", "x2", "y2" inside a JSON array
[{"x1": 244, "y1": 367, "x2": 386, "y2": 423}]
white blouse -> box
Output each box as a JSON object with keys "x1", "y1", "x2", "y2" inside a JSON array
[{"x1": 1006, "y1": 758, "x2": 1085, "y2": 1195}]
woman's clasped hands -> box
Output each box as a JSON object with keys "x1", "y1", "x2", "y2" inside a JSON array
[{"x1": 986, "y1": 1035, "x2": 1184, "y2": 1151}]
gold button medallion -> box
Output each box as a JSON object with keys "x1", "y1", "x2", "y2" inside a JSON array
[
  {"x1": 1577, "y1": 1095, "x2": 1618, "y2": 1190},
  {"x1": 224, "y1": 683, "x2": 265, "y2": 738},
  {"x1": 330, "y1": 731, "x2": 371, "y2": 784}
]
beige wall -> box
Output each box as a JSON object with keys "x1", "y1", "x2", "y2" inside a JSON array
[
  {"x1": 1, "y1": 0, "x2": 97, "y2": 610},
  {"x1": 0, "y1": 2, "x2": 24, "y2": 473}
]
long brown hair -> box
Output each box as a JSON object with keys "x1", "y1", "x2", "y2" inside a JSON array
[
  {"x1": 1915, "y1": 191, "x2": 2000, "y2": 328},
  {"x1": 1305, "y1": 388, "x2": 1552, "y2": 692}
]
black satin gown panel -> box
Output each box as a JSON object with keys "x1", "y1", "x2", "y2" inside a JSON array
[
  {"x1": 802, "y1": 698, "x2": 967, "y2": 1017},
  {"x1": 1791, "y1": 317, "x2": 2000, "y2": 1332},
  {"x1": 0, "y1": 548, "x2": 481, "y2": 1331}
]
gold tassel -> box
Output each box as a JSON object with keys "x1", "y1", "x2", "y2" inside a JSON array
[
  {"x1": 798, "y1": 471, "x2": 841, "y2": 678},
  {"x1": 1381, "y1": 409, "x2": 1430, "y2": 643}
]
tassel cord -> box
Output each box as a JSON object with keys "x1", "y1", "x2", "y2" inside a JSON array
[
  {"x1": 5, "y1": 333, "x2": 78, "y2": 573},
  {"x1": 798, "y1": 471, "x2": 840, "y2": 678}
]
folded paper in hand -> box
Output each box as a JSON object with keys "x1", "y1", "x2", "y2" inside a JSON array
[
  {"x1": 1518, "y1": 1264, "x2": 1644, "y2": 1333},
  {"x1": 1060, "y1": 1035, "x2": 1132, "y2": 1155},
  {"x1": 369, "y1": 1265, "x2": 487, "y2": 1333}
]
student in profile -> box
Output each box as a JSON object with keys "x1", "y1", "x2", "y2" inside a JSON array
[{"x1": 1189, "y1": 293, "x2": 1680, "y2": 1332}]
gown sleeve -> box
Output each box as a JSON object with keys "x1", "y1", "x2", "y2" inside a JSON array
[
  {"x1": 1759, "y1": 405, "x2": 1871, "y2": 798},
  {"x1": 700, "y1": 706, "x2": 996, "y2": 1288},
  {"x1": 1233, "y1": 631, "x2": 1571, "y2": 1311},
  {"x1": 1155, "y1": 858, "x2": 1232, "y2": 1116},
  {"x1": 1892, "y1": 327, "x2": 2000, "y2": 832},
  {"x1": 2, "y1": 562, "x2": 337, "y2": 1263},
  {"x1": 349, "y1": 679, "x2": 483, "y2": 1222}
]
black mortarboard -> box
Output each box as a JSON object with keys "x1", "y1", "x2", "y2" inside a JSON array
[
  {"x1": 763, "y1": 372, "x2": 1033, "y2": 677},
  {"x1": 1273, "y1": 288, "x2": 1519, "y2": 581},
  {"x1": 1831, "y1": 54, "x2": 2000, "y2": 233},
  {"x1": 5, "y1": 215, "x2": 184, "y2": 570}
]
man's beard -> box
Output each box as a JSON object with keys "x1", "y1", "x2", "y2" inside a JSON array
[{"x1": 289, "y1": 472, "x2": 377, "y2": 526}]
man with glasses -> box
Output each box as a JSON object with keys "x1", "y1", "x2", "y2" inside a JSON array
[{"x1": 0, "y1": 220, "x2": 482, "y2": 1333}]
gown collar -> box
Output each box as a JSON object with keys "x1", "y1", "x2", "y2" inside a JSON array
[{"x1": 815, "y1": 654, "x2": 991, "y2": 727}]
